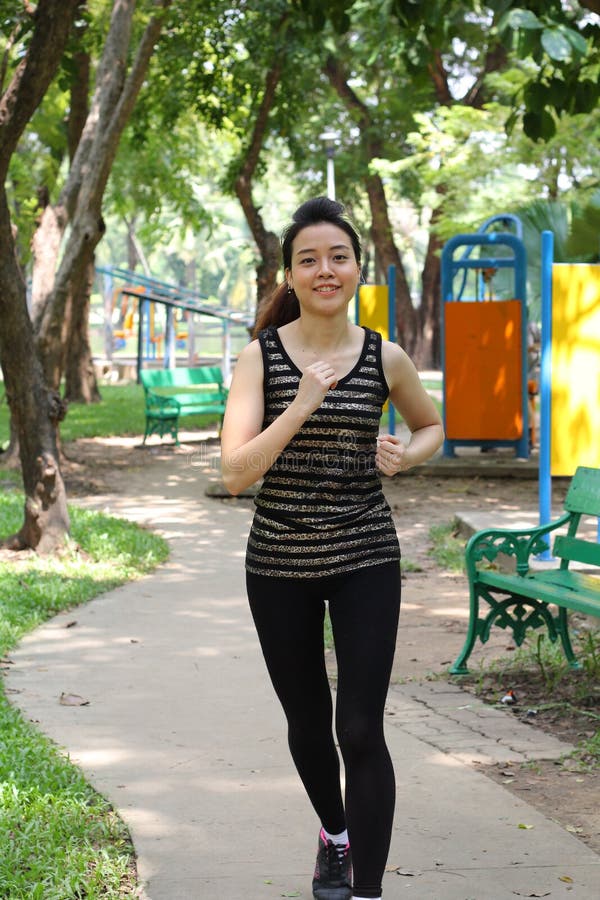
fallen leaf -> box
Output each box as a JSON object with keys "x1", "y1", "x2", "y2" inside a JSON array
[
  {"x1": 59, "y1": 692, "x2": 90, "y2": 706},
  {"x1": 559, "y1": 875, "x2": 574, "y2": 884},
  {"x1": 511, "y1": 892, "x2": 550, "y2": 897},
  {"x1": 517, "y1": 823, "x2": 534, "y2": 829},
  {"x1": 65, "y1": 620, "x2": 78, "y2": 628}
]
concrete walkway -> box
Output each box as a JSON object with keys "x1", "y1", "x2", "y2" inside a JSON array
[{"x1": 5, "y1": 444, "x2": 600, "y2": 899}]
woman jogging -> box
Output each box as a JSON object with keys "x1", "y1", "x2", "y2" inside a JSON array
[{"x1": 220, "y1": 197, "x2": 443, "y2": 900}]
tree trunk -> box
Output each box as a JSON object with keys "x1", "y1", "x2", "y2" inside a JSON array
[
  {"x1": 416, "y1": 225, "x2": 443, "y2": 369},
  {"x1": 0, "y1": 0, "x2": 84, "y2": 552},
  {"x1": 67, "y1": 38, "x2": 90, "y2": 162},
  {"x1": 33, "y1": 0, "x2": 172, "y2": 391},
  {"x1": 64, "y1": 257, "x2": 101, "y2": 403},
  {"x1": 365, "y1": 173, "x2": 418, "y2": 354},
  {"x1": 235, "y1": 172, "x2": 281, "y2": 307},
  {"x1": 0, "y1": 194, "x2": 69, "y2": 552},
  {"x1": 414, "y1": 41, "x2": 509, "y2": 368},
  {"x1": 234, "y1": 62, "x2": 283, "y2": 311},
  {"x1": 323, "y1": 54, "x2": 417, "y2": 353}
]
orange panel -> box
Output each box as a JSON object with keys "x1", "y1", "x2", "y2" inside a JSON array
[{"x1": 445, "y1": 301, "x2": 523, "y2": 440}]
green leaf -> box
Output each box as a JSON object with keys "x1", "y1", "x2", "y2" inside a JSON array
[
  {"x1": 561, "y1": 25, "x2": 588, "y2": 58},
  {"x1": 541, "y1": 28, "x2": 572, "y2": 62},
  {"x1": 573, "y1": 80, "x2": 599, "y2": 115},
  {"x1": 523, "y1": 80, "x2": 549, "y2": 109},
  {"x1": 506, "y1": 9, "x2": 542, "y2": 31},
  {"x1": 522, "y1": 109, "x2": 556, "y2": 142},
  {"x1": 546, "y1": 76, "x2": 569, "y2": 109}
]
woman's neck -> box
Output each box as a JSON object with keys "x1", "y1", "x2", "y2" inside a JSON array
[{"x1": 292, "y1": 312, "x2": 353, "y2": 352}]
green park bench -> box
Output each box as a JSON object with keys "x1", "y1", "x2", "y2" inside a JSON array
[
  {"x1": 451, "y1": 465, "x2": 600, "y2": 675},
  {"x1": 140, "y1": 365, "x2": 228, "y2": 446}
]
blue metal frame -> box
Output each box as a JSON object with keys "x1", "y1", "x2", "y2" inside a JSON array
[
  {"x1": 387, "y1": 264, "x2": 396, "y2": 436},
  {"x1": 440, "y1": 230, "x2": 529, "y2": 459},
  {"x1": 538, "y1": 230, "x2": 554, "y2": 558},
  {"x1": 355, "y1": 265, "x2": 397, "y2": 436}
]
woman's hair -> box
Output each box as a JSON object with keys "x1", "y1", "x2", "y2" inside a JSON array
[{"x1": 253, "y1": 197, "x2": 362, "y2": 337}]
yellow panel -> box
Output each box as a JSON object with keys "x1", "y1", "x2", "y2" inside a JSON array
[
  {"x1": 551, "y1": 265, "x2": 600, "y2": 476},
  {"x1": 358, "y1": 285, "x2": 389, "y2": 341}
]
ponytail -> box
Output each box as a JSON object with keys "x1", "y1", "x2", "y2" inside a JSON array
[{"x1": 252, "y1": 283, "x2": 300, "y2": 338}]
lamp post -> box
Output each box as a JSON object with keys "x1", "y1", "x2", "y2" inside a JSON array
[{"x1": 320, "y1": 131, "x2": 339, "y2": 200}]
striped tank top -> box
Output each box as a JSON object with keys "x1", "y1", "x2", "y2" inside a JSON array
[{"x1": 245, "y1": 325, "x2": 401, "y2": 578}]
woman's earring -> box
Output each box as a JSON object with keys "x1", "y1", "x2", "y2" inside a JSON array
[{"x1": 287, "y1": 284, "x2": 293, "y2": 293}]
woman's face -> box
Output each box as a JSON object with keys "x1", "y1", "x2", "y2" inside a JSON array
[{"x1": 286, "y1": 222, "x2": 361, "y2": 316}]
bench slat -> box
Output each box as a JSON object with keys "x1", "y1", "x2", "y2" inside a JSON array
[
  {"x1": 553, "y1": 535, "x2": 600, "y2": 567},
  {"x1": 140, "y1": 366, "x2": 223, "y2": 389},
  {"x1": 565, "y1": 465, "x2": 600, "y2": 516},
  {"x1": 478, "y1": 569, "x2": 600, "y2": 617}
]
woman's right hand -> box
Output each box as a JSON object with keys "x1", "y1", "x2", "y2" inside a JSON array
[{"x1": 293, "y1": 361, "x2": 338, "y2": 416}]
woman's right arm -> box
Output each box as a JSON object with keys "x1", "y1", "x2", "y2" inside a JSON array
[{"x1": 220, "y1": 340, "x2": 336, "y2": 495}]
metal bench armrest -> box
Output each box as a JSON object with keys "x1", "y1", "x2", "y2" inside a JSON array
[
  {"x1": 466, "y1": 512, "x2": 572, "y2": 577},
  {"x1": 145, "y1": 389, "x2": 181, "y2": 412}
]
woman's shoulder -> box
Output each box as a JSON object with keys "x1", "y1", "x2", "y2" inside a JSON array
[
  {"x1": 380, "y1": 339, "x2": 417, "y2": 386},
  {"x1": 233, "y1": 338, "x2": 264, "y2": 376},
  {"x1": 381, "y1": 337, "x2": 410, "y2": 363}
]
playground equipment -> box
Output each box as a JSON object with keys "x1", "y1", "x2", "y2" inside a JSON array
[
  {"x1": 97, "y1": 266, "x2": 253, "y2": 382},
  {"x1": 356, "y1": 265, "x2": 396, "y2": 435},
  {"x1": 539, "y1": 231, "x2": 600, "y2": 543},
  {"x1": 440, "y1": 215, "x2": 529, "y2": 459}
]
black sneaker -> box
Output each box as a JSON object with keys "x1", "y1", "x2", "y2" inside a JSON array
[{"x1": 312, "y1": 828, "x2": 352, "y2": 900}]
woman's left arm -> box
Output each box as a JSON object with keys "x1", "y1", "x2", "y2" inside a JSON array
[{"x1": 376, "y1": 341, "x2": 444, "y2": 476}]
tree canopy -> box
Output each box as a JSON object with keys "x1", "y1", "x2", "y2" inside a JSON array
[{"x1": 1, "y1": 0, "x2": 599, "y2": 551}]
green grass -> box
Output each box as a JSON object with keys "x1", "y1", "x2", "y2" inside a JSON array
[
  {"x1": 0, "y1": 382, "x2": 221, "y2": 447},
  {"x1": 428, "y1": 520, "x2": 466, "y2": 572},
  {"x1": 419, "y1": 378, "x2": 442, "y2": 391},
  {"x1": 0, "y1": 489, "x2": 169, "y2": 898}
]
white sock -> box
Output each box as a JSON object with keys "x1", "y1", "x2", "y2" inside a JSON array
[{"x1": 323, "y1": 826, "x2": 349, "y2": 845}]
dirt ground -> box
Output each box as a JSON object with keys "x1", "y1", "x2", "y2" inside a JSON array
[{"x1": 60, "y1": 436, "x2": 600, "y2": 858}]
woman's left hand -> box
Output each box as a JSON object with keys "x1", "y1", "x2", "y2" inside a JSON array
[{"x1": 375, "y1": 434, "x2": 413, "y2": 476}]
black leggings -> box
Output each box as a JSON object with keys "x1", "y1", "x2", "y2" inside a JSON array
[{"x1": 246, "y1": 562, "x2": 401, "y2": 899}]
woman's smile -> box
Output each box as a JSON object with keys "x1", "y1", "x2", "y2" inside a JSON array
[{"x1": 314, "y1": 283, "x2": 340, "y2": 294}]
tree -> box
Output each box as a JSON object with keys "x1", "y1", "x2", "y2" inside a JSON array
[
  {"x1": 322, "y1": 51, "x2": 420, "y2": 356},
  {"x1": 32, "y1": 0, "x2": 173, "y2": 401},
  {"x1": 292, "y1": 0, "x2": 599, "y2": 365},
  {"x1": 296, "y1": 1, "x2": 600, "y2": 138},
  {"x1": 145, "y1": 0, "x2": 321, "y2": 313},
  {"x1": 0, "y1": 0, "x2": 84, "y2": 551}
]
